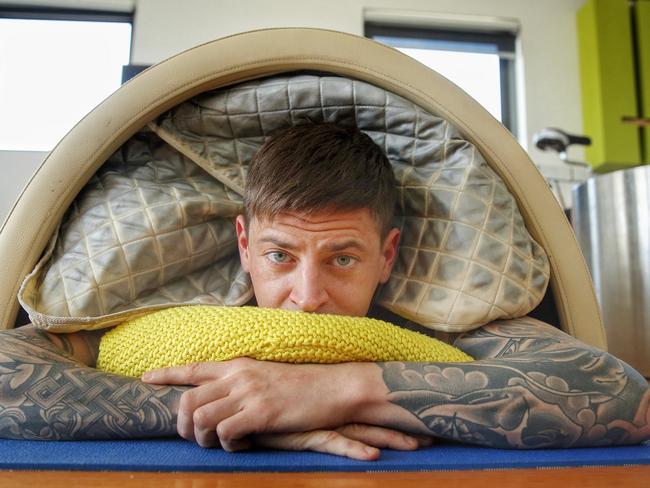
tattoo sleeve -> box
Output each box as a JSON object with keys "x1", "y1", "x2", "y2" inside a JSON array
[
  {"x1": 0, "y1": 326, "x2": 187, "y2": 441},
  {"x1": 379, "y1": 317, "x2": 650, "y2": 449}
]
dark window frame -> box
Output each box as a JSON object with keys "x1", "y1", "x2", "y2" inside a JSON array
[
  {"x1": 0, "y1": 5, "x2": 132, "y2": 23},
  {"x1": 365, "y1": 23, "x2": 518, "y2": 134}
]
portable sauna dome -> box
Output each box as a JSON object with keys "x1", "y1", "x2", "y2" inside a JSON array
[{"x1": 0, "y1": 28, "x2": 606, "y2": 349}]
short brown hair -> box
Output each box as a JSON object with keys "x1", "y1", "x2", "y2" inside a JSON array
[{"x1": 244, "y1": 123, "x2": 398, "y2": 238}]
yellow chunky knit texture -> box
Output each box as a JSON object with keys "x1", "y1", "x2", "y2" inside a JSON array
[{"x1": 97, "y1": 306, "x2": 473, "y2": 377}]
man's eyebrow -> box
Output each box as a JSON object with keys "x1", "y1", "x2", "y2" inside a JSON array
[
  {"x1": 257, "y1": 237, "x2": 298, "y2": 250},
  {"x1": 322, "y1": 239, "x2": 367, "y2": 253}
]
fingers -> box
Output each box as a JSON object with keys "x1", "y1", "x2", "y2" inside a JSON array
[
  {"x1": 221, "y1": 438, "x2": 253, "y2": 452},
  {"x1": 215, "y1": 409, "x2": 260, "y2": 445},
  {"x1": 141, "y1": 358, "x2": 272, "y2": 449},
  {"x1": 335, "y1": 424, "x2": 423, "y2": 451},
  {"x1": 141, "y1": 361, "x2": 224, "y2": 385},
  {"x1": 176, "y1": 383, "x2": 234, "y2": 447},
  {"x1": 251, "y1": 427, "x2": 434, "y2": 461},
  {"x1": 254, "y1": 431, "x2": 380, "y2": 461},
  {"x1": 413, "y1": 435, "x2": 436, "y2": 448}
]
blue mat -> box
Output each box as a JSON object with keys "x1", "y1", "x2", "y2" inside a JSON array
[{"x1": 1, "y1": 438, "x2": 649, "y2": 472}]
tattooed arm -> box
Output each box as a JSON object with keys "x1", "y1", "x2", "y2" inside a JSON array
[
  {"x1": 0, "y1": 326, "x2": 186, "y2": 440},
  {"x1": 372, "y1": 317, "x2": 650, "y2": 448},
  {"x1": 142, "y1": 317, "x2": 650, "y2": 450},
  {"x1": 0, "y1": 326, "x2": 428, "y2": 459}
]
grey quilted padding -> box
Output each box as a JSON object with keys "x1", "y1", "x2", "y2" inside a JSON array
[
  {"x1": 19, "y1": 133, "x2": 252, "y2": 330},
  {"x1": 19, "y1": 74, "x2": 549, "y2": 332}
]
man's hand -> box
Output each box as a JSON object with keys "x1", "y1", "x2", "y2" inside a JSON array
[
  {"x1": 141, "y1": 358, "x2": 388, "y2": 450},
  {"x1": 253, "y1": 424, "x2": 434, "y2": 460},
  {"x1": 141, "y1": 316, "x2": 650, "y2": 452}
]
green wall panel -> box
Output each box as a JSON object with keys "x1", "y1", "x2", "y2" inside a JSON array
[
  {"x1": 637, "y1": 0, "x2": 650, "y2": 163},
  {"x1": 577, "y1": 0, "x2": 641, "y2": 171}
]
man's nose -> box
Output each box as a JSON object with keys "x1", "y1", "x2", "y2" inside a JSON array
[{"x1": 290, "y1": 263, "x2": 328, "y2": 312}]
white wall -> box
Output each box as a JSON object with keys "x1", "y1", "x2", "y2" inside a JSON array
[
  {"x1": 131, "y1": 0, "x2": 587, "y2": 160},
  {"x1": 131, "y1": 0, "x2": 595, "y2": 207},
  {"x1": 0, "y1": 0, "x2": 589, "y2": 221},
  {"x1": 0, "y1": 151, "x2": 47, "y2": 225}
]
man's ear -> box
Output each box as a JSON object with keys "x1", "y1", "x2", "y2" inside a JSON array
[
  {"x1": 379, "y1": 227, "x2": 400, "y2": 284},
  {"x1": 235, "y1": 215, "x2": 250, "y2": 273}
]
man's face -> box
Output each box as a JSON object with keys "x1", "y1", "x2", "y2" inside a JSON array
[{"x1": 236, "y1": 208, "x2": 400, "y2": 316}]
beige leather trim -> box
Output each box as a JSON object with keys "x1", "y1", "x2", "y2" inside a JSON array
[{"x1": 0, "y1": 28, "x2": 606, "y2": 349}]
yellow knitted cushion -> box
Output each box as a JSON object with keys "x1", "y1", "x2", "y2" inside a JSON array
[{"x1": 97, "y1": 306, "x2": 473, "y2": 377}]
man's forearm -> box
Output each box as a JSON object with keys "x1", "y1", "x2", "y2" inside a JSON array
[
  {"x1": 0, "y1": 327, "x2": 187, "y2": 441},
  {"x1": 371, "y1": 320, "x2": 650, "y2": 449}
]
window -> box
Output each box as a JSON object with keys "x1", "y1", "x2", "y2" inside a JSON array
[
  {"x1": 365, "y1": 23, "x2": 517, "y2": 134},
  {"x1": 0, "y1": 8, "x2": 132, "y2": 151}
]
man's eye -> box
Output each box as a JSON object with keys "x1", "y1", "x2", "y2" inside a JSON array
[
  {"x1": 267, "y1": 251, "x2": 290, "y2": 264},
  {"x1": 334, "y1": 255, "x2": 355, "y2": 267}
]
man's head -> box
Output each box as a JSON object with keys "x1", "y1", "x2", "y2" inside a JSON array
[
  {"x1": 243, "y1": 123, "x2": 397, "y2": 239},
  {"x1": 236, "y1": 122, "x2": 400, "y2": 316}
]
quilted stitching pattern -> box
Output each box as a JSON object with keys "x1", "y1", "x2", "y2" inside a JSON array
[
  {"x1": 19, "y1": 75, "x2": 549, "y2": 332},
  {"x1": 21, "y1": 133, "x2": 252, "y2": 329}
]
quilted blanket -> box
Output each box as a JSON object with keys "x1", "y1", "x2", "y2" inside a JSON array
[{"x1": 19, "y1": 74, "x2": 550, "y2": 333}]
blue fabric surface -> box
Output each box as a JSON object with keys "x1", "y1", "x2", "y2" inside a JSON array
[{"x1": 1, "y1": 438, "x2": 649, "y2": 472}]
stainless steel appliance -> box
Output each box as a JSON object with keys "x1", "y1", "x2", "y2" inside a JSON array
[{"x1": 573, "y1": 166, "x2": 650, "y2": 377}]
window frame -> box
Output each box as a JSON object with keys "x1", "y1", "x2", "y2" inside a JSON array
[
  {"x1": 365, "y1": 22, "x2": 517, "y2": 134},
  {"x1": 0, "y1": 5, "x2": 133, "y2": 24}
]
